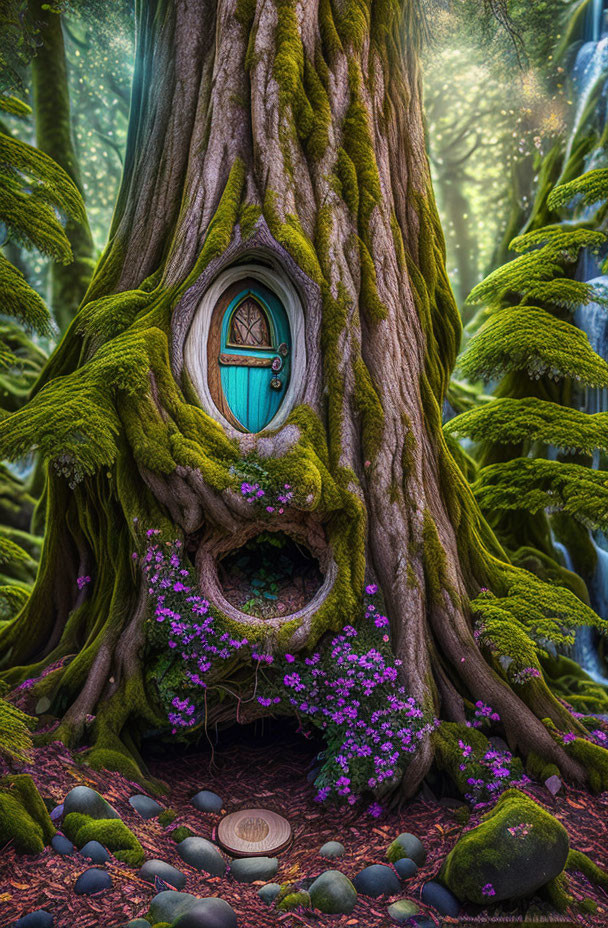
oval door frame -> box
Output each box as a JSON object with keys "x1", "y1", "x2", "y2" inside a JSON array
[{"x1": 184, "y1": 263, "x2": 306, "y2": 434}]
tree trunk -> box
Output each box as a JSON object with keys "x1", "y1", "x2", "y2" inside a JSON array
[
  {"x1": 30, "y1": 0, "x2": 95, "y2": 331},
  {"x1": 0, "y1": 0, "x2": 595, "y2": 796}
]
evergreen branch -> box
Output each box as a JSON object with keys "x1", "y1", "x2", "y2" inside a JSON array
[
  {"x1": 446, "y1": 397, "x2": 608, "y2": 454},
  {"x1": 0, "y1": 254, "x2": 52, "y2": 335},
  {"x1": 0, "y1": 178, "x2": 74, "y2": 264},
  {"x1": 0, "y1": 132, "x2": 86, "y2": 225},
  {"x1": 473, "y1": 459, "x2": 608, "y2": 531},
  {"x1": 467, "y1": 227, "x2": 606, "y2": 307},
  {"x1": 0, "y1": 94, "x2": 31, "y2": 117},
  {"x1": 459, "y1": 306, "x2": 608, "y2": 386},
  {"x1": 548, "y1": 169, "x2": 608, "y2": 211}
]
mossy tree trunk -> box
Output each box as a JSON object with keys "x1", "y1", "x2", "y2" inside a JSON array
[
  {"x1": 30, "y1": 0, "x2": 95, "y2": 331},
  {"x1": 0, "y1": 0, "x2": 600, "y2": 796}
]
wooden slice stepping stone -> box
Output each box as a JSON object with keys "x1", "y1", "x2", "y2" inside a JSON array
[{"x1": 217, "y1": 808, "x2": 292, "y2": 857}]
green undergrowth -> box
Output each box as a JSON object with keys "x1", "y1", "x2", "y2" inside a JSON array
[
  {"x1": 0, "y1": 774, "x2": 55, "y2": 854},
  {"x1": 62, "y1": 812, "x2": 144, "y2": 865},
  {"x1": 0, "y1": 697, "x2": 34, "y2": 764}
]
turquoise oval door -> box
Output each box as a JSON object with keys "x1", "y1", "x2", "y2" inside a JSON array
[{"x1": 218, "y1": 282, "x2": 291, "y2": 432}]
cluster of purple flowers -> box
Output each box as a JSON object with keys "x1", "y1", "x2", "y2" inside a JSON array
[
  {"x1": 457, "y1": 738, "x2": 530, "y2": 806},
  {"x1": 239, "y1": 479, "x2": 294, "y2": 515},
  {"x1": 77, "y1": 575, "x2": 91, "y2": 590},
  {"x1": 466, "y1": 701, "x2": 501, "y2": 729},
  {"x1": 268, "y1": 589, "x2": 438, "y2": 804},
  {"x1": 141, "y1": 532, "x2": 249, "y2": 732},
  {"x1": 512, "y1": 666, "x2": 541, "y2": 684}
]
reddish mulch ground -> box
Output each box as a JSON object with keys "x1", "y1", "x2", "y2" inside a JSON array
[{"x1": 1, "y1": 727, "x2": 608, "y2": 928}]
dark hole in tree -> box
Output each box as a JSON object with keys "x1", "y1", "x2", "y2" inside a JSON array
[
  {"x1": 218, "y1": 532, "x2": 324, "y2": 619},
  {"x1": 142, "y1": 716, "x2": 324, "y2": 766}
]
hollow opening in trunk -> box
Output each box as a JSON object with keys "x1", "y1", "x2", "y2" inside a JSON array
[{"x1": 217, "y1": 532, "x2": 324, "y2": 620}]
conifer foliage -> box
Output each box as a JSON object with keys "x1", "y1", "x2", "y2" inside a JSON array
[{"x1": 448, "y1": 165, "x2": 608, "y2": 535}]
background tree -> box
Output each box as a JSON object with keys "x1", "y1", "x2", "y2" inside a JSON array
[{"x1": 1, "y1": 0, "x2": 608, "y2": 804}]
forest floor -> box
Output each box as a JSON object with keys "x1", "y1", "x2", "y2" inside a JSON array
[{"x1": 1, "y1": 722, "x2": 608, "y2": 928}]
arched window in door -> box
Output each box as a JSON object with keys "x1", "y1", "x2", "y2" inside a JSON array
[{"x1": 227, "y1": 296, "x2": 272, "y2": 349}]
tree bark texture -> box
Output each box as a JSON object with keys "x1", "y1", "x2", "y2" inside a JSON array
[{"x1": 0, "y1": 0, "x2": 596, "y2": 795}]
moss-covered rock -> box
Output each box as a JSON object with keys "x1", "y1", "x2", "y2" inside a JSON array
[
  {"x1": 277, "y1": 890, "x2": 311, "y2": 911},
  {"x1": 440, "y1": 789, "x2": 569, "y2": 904},
  {"x1": 62, "y1": 811, "x2": 144, "y2": 865},
  {"x1": 0, "y1": 774, "x2": 55, "y2": 854}
]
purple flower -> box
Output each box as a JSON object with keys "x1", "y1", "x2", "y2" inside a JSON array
[
  {"x1": 482, "y1": 883, "x2": 495, "y2": 897},
  {"x1": 77, "y1": 575, "x2": 91, "y2": 590}
]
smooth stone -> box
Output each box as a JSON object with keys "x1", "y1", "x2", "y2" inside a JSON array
[
  {"x1": 421, "y1": 880, "x2": 461, "y2": 918},
  {"x1": 80, "y1": 840, "x2": 110, "y2": 864},
  {"x1": 353, "y1": 864, "x2": 400, "y2": 898},
  {"x1": 35, "y1": 697, "x2": 51, "y2": 715},
  {"x1": 49, "y1": 804, "x2": 64, "y2": 822},
  {"x1": 320, "y1": 841, "x2": 345, "y2": 859},
  {"x1": 408, "y1": 918, "x2": 436, "y2": 928},
  {"x1": 51, "y1": 834, "x2": 74, "y2": 856},
  {"x1": 230, "y1": 856, "x2": 278, "y2": 883},
  {"x1": 177, "y1": 836, "x2": 226, "y2": 876},
  {"x1": 387, "y1": 833, "x2": 426, "y2": 867},
  {"x1": 309, "y1": 870, "x2": 357, "y2": 915},
  {"x1": 148, "y1": 891, "x2": 199, "y2": 924},
  {"x1": 128, "y1": 794, "x2": 163, "y2": 820},
  {"x1": 191, "y1": 790, "x2": 223, "y2": 814},
  {"x1": 387, "y1": 899, "x2": 420, "y2": 923},
  {"x1": 63, "y1": 786, "x2": 118, "y2": 820},
  {"x1": 394, "y1": 858, "x2": 418, "y2": 879},
  {"x1": 175, "y1": 897, "x2": 237, "y2": 928},
  {"x1": 139, "y1": 859, "x2": 187, "y2": 890},
  {"x1": 74, "y1": 867, "x2": 113, "y2": 895},
  {"x1": 258, "y1": 883, "x2": 281, "y2": 904},
  {"x1": 14, "y1": 912, "x2": 54, "y2": 928},
  {"x1": 125, "y1": 922, "x2": 151, "y2": 928}
]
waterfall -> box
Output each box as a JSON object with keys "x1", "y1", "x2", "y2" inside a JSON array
[
  {"x1": 592, "y1": 0, "x2": 606, "y2": 41},
  {"x1": 564, "y1": 36, "x2": 608, "y2": 164},
  {"x1": 559, "y1": 2, "x2": 608, "y2": 684}
]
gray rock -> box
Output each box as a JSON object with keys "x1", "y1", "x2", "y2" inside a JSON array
[
  {"x1": 309, "y1": 870, "x2": 357, "y2": 915},
  {"x1": 394, "y1": 858, "x2": 418, "y2": 879},
  {"x1": 353, "y1": 864, "x2": 400, "y2": 898},
  {"x1": 128, "y1": 794, "x2": 164, "y2": 820},
  {"x1": 148, "y1": 891, "x2": 199, "y2": 924},
  {"x1": 51, "y1": 834, "x2": 74, "y2": 856},
  {"x1": 80, "y1": 840, "x2": 110, "y2": 864},
  {"x1": 139, "y1": 859, "x2": 187, "y2": 890},
  {"x1": 319, "y1": 841, "x2": 345, "y2": 859},
  {"x1": 14, "y1": 912, "x2": 54, "y2": 928},
  {"x1": 191, "y1": 790, "x2": 223, "y2": 814},
  {"x1": 230, "y1": 856, "x2": 278, "y2": 883},
  {"x1": 35, "y1": 696, "x2": 51, "y2": 715},
  {"x1": 74, "y1": 867, "x2": 113, "y2": 895},
  {"x1": 421, "y1": 880, "x2": 461, "y2": 917},
  {"x1": 125, "y1": 921, "x2": 150, "y2": 928},
  {"x1": 387, "y1": 833, "x2": 426, "y2": 867},
  {"x1": 49, "y1": 804, "x2": 63, "y2": 822},
  {"x1": 177, "y1": 837, "x2": 226, "y2": 876},
  {"x1": 63, "y1": 786, "x2": 118, "y2": 820},
  {"x1": 258, "y1": 883, "x2": 281, "y2": 904},
  {"x1": 387, "y1": 900, "x2": 420, "y2": 923},
  {"x1": 175, "y1": 897, "x2": 237, "y2": 928}
]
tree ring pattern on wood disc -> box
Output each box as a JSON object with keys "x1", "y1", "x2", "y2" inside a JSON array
[{"x1": 218, "y1": 808, "x2": 292, "y2": 857}]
